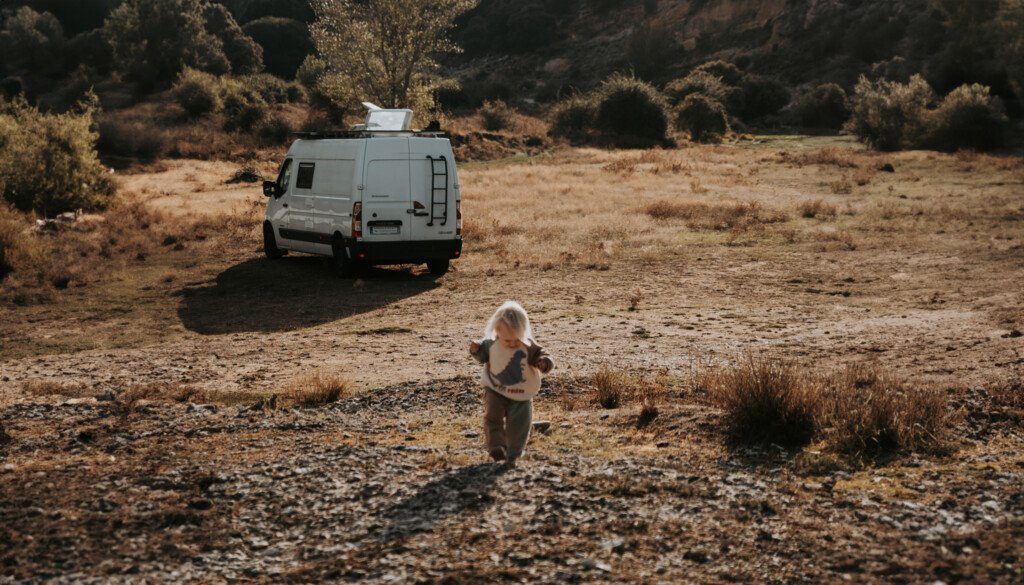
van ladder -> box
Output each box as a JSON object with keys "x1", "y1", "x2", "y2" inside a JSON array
[{"x1": 426, "y1": 155, "x2": 449, "y2": 226}]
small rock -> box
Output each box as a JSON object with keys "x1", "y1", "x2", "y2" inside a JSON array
[
  {"x1": 463, "y1": 430, "x2": 479, "y2": 439},
  {"x1": 879, "y1": 163, "x2": 895, "y2": 173},
  {"x1": 602, "y1": 538, "x2": 626, "y2": 554},
  {"x1": 656, "y1": 441, "x2": 670, "y2": 448},
  {"x1": 189, "y1": 499, "x2": 213, "y2": 511},
  {"x1": 2, "y1": 464, "x2": 14, "y2": 472},
  {"x1": 683, "y1": 549, "x2": 709, "y2": 563},
  {"x1": 532, "y1": 420, "x2": 551, "y2": 433},
  {"x1": 96, "y1": 390, "x2": 116, "y2": 402},
  {"x1": 599, "y1": 413, "x2": 610, "y2": 420}
]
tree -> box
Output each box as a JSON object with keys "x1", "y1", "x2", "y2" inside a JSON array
[
  {"x1": 310, "y1": 0, "x2": 477, "y2": 115},
  {"x1": 0, "y1": 7, "x2": 66, "y2": 77},
  {"x1": 104, "y1": 0, "x2": 263, "y2": 89}
]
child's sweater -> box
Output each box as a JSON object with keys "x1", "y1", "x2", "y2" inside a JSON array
[{"x1": 471, "y1": 338, "x2": 553, "y2": 401}]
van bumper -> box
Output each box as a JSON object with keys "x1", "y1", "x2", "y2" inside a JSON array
[{"x1": 347, "y1": 238, "x2": 462, "y2": 264}]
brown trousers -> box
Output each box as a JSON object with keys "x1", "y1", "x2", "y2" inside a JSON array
[{"x1": 483, "y1": 388, "x2": 533, "y2": 459}]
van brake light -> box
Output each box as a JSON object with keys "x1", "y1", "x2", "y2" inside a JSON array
[
  {"x1": 456, "y1": 200, "x2": 462, "y2": 236},
  {"x1": 352, "y1": 202, "x2": 362, "y2": 238}
]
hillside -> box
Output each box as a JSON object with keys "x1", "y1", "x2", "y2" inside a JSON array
[{"x1": 446, "y1": 0, "x2": 1020, "y2": 115}]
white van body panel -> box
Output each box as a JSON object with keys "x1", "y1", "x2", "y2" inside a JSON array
[{"x1": 263, "y1": 132, "x2": 462, "y2": 267}]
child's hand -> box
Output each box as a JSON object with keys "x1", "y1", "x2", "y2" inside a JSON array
[
  {"x1": 470, "y1": 341, "x2": 481, "y2": 354},
  {"x1": 536, "y1": 357, "x2": 553, "y2": 374}
]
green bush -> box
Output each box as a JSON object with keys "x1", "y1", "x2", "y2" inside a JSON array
[
  {"x1": 173, "y1": 67, "x2": 223, "y2": 117},
  {"x1": 549, "y1": 94, "x2": 597, "y2": 138},
  {"x1": 0, "y1": 7, "x2": 67, "y2": 77},
  {"x1": 674, "y1": 94, "x2": 729, "y2": 143},
  {"x1": 594, "y1": 74, "x2": 670, "y2": 143},
  {"x1": 692, "y1": 60, "x2": 745, "y2": 87},
  {"x1": 295, "y1": 55, "x2": 327, "y2": 89},
  {"x1": 928, "y1": 83, "x2": 1007, "y2": 151},
  {"x1": 258, "y1": 113, "x2": 295, "y2": 145},
  {"x1": 221, "y1": 82, "x2": 269, "y2": 131},
  {"x1": 242, "y1": 16, "x2": 312, "y2": 79},
  {"x1": 478, "y1": 100, "x2": 517, "y2": 131},
  {"x1": 738, "y1": 74, "x2": 791, "y2": 120},
  {"x1": 847, "y1": 75, "x2": 935, "y2": 151},
  {"x1": 0, "y1": 95, "x2": 115, "y2": 214},
  {"x1": 664, "y1": 71, "x2": 735, "y2": 106},
  {"x1": 794, "y1": 83, "x2": 850, "y2": 129},
  {"x1": 201, "y1": 3, "x2": 264, "y2": 75},
  {"x1": 237, "y1": 73, "x2": 293, "y2": 104}
]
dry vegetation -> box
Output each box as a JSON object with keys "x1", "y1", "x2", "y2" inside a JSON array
[{"x1": 283, "y1": 371, "x2": 352, "y2": 407}]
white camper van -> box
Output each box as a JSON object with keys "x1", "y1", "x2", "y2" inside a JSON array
[{"x1": 262, "y1": 104, "x2": 462, "y2": 276}]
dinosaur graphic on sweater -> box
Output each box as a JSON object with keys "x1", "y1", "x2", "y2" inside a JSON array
[{"x1": 489, "y1": 349, "x2": 527, "y2": 387}]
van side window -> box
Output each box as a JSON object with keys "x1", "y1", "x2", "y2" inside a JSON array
[
  {"x1": 277, "y1": 159, "x2": 293, "y2": 193},
  {"x1": 296, "y1": 163, "x2": 316, "y2": 190}
]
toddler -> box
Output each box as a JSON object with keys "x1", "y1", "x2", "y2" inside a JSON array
[{"x1": 470, "y1": 301, "x2": 554, "y2": 466}]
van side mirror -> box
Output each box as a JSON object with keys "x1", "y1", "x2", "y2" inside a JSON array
[{"x1": 263, "y1": 180, "x2": 278, "y2": 198}]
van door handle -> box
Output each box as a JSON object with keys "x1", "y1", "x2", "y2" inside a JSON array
[
  {"x1": 407, "y1": 209, "x2": 429, "y2": 216},
  {"x1": 282, "y1": 204, "x2": 288, "y2": 208}
]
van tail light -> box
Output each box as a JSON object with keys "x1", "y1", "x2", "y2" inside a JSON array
[
  {"x1": 456, "y1": 200, "x2": 462, "y2": 236},
  {"x1": 352, "y1": 202, "x2": 362, "y2": 238}
]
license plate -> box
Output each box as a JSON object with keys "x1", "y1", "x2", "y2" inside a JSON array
[{"x1": 370, "y1": 226, "x2": 399, "y2": 235}]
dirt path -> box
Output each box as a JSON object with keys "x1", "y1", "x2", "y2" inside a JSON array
[{"x1": 2, "y1": 379, "x2": 1022, "y2": 583}]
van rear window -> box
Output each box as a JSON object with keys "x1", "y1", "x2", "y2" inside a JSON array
[{"x1": 296, "y1": 163, "x2": 315, "y2": 189}]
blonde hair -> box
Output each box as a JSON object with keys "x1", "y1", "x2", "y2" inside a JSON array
[{"x1": 483, "y1": 300, "x2": 533, "y2": 343}]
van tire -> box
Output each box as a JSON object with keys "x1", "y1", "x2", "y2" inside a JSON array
[
  {"x1": 331, "y1": 241, "x2": 357, "y2": 278},
  {"x1": 427, "y1": 259, "x2": 449, "y2": 276},
  {"x1": 264, "y1": 223, "x2": 285, "y2": 259}
]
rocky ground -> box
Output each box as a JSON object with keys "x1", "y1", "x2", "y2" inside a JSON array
[{"x1": 2, "y1": 378, "x2": 1022, "y2": 584}]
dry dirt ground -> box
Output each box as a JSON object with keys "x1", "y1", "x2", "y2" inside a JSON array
[{"x1": 2, "y1": 136, "x2": 1023, "y2": 583}]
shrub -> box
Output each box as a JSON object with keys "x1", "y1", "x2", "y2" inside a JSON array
[
  {"x1": 549, "y1": 94, "x2": 596, "y2": 138},
  {"x1": 847, "y1": 74, "x2": 935, "y2": 151},
  {"x1": 221, "y1": 82, "x2": 269, "y2": 131},
  {"x1": 0, "y1": 95, "x2": 115, "y2": 214},
  {"x1": 284, "y1": 371, "x2": 351, "y2": 407},
  {"x1": 797, "y1": 199, "x2": 837, "y2": 219},
  {"x1": 664, "y1": 71, "x2": 734, "y2": 106},
  {"x1": 242, "y1": 16, "x2": 313, "y2": 79},
  {"x1": 201, "y1": 3, "x2": 264, "y2": 75},
  {"x1": 478, "y1": 100, "x2": 517, "y2": 131},
  {"x1": 692, "y1": 60, "x2": 745, "y2": 87},
  {"x1": 738, "y1": 74, "x2": 791, "y2": 120},
  {"x1": 674, "y1": 93, "x2": 729, "y2": 143},
  {"x1": 0, "y1": 7, "x2": 67, "y2": 77},
  {"x1": 173, "y1": 67, "x2": 223, "y2": 117},
  {"x1": 818, "y1": 366, "x2": 954, "y2": 457},
  {"x1": 708, "y1": 356, "x2": 819, "y2": 447},
  {"x1": 295, "y1": 55, "x2": 327, "y2": 89},
  {"x1": 928, "y1": 83, "x2": 1008, "y2": 151},
  {"x1": 257, "y1": 113, "x2": 295, "y2": 145},
  {"x1": 594, "y1": 74, "x2": 670, "y2": 143},
  {"x1": 237, "y1": 73, "x2": 293, "y2": 104},
  {"x1": 97, "y1": 117, "x2": 170, "y2": 161},
  {"x1": 794, "y1": 83, "x2": 850, "y2": 129}
]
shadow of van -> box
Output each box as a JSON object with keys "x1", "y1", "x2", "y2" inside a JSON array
[{"x1": 176, "y1": 256, "x2": 440, "y2": 335}]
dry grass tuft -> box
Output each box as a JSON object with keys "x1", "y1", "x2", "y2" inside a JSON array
[
  {"x1": 707, "y1": 357, "x2": 956, "y2": 458},
  {"x1": 798, "y1": 199, "x2": 838, "y2": 219},
  {"x1": 21, "y1": 379, "x2": 91, "y2": 398},
  {"x1": 587, "y1": 367, "x2": 667, "y2": 416},
  {"x1": 829, "y1": 178, "x2": 854, "y2": 195},
  {"x1": 817, "y1": 365, "x2": 956, "y2": 457},
  {"x1": 284, "y1": 371, "x2": 352, "y2": 407},
  {"x1": 645, "y1": 200, "x2": 787, "y2": 231},
  {"x1": 707, "y1": 356, "x2": 819, "y2": 447},
  {"x1": 779, "y1": 147, "x2": 859, "y2": 169}
]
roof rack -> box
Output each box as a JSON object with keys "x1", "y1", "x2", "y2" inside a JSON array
[{"x1": 293, "y1": 130, "x2": 449, "y2": 140}]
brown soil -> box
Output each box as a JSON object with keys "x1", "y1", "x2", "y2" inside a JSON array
[{"x1": 1, "y1": 136, "x2": 1022, "y2": 582}]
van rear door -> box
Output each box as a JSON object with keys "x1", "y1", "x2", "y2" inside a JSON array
[
  {"x1": 409, "y1": 139, "x2": 458, "y2": 241},
  {"x1": 361, "y1": 138, "x2": 410, "y2": 243}
]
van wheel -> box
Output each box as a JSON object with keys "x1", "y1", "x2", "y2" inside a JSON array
[
  {"x1": 427, "y1": 259, "x2": 449, "y2": 276},
  {"x1": 331, "y1": 241, "x2": 357, "y2": 278},
  {"x1": 264, "y1": 223, "x2": 285, "y2": 259}
]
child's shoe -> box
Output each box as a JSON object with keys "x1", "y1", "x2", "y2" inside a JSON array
[{"x1": 489, "y1": 446, "x2": 507, "y2": 462}]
